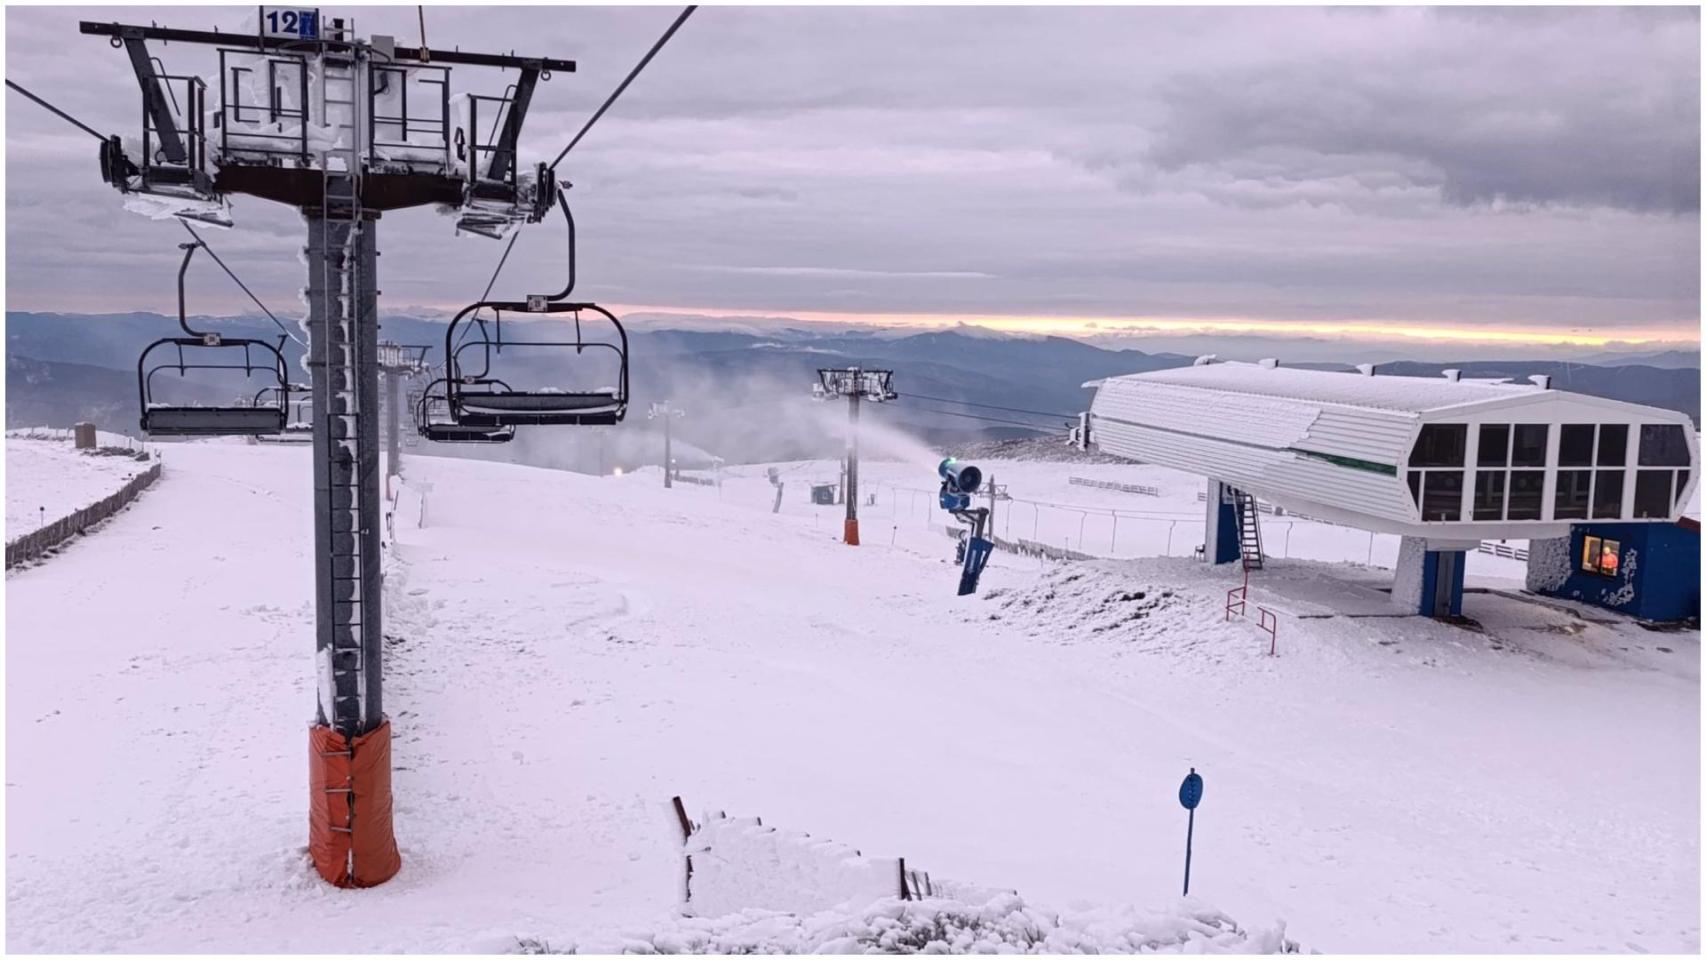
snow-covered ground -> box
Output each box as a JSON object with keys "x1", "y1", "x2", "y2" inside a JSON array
[
  {"x1": 5, "y1": 441, "x2": 1698, "y2": 952},
  {"x1": 4, "y1": 431, "x2": 152, "y2": 537}
]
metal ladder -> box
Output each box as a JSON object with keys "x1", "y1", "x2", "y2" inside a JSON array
[
  {"x1": 318, "y1": 49, "x2": 370, "y2": 735},
  {"x1": 1234, "y1": 489, "x2": 1264, "y2": 571}
]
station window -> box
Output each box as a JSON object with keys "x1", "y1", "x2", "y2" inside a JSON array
[
  {"x1": 1477, "y1": 424, "x2": 1510, "y2": 467},
  {"x1": 1638, "y1": 424, "x2": 1689, "y2": 466},
  {"x1": 1591, "y1": 470, "x2": 1624, "y2": 519},
  {"x1": 1410, "y1": 424, "x2": 1467, "y2": 468},
  {"x1": 1558, "y1": 424, "x2": 1595, "y2": 467},
  {"x1": 1597, "y1": 424, "x2": 1628, "y2": 467},
  {"x1": 1472, "y1": 471, "x2": 1506, "y2": 521},
  {"x1": 1580, "y1": 535, "x2": 1621, "y2": 578},
  {"x1": 1633, "y1": 470, "x2": 1674, "y2": 519},
  {"x1": 1554, "y1": 469, "x2": 1591, "y2": 519},
  {"x1": 1421, "y1": 470, "x2": 1463, "y2": 521},
  {"x1": 1511, "y1": 424, "x2": 1548, "y2": 467},
  {"x1": 1507, "y1": 471, "x2": 1544, "y2": 520}
]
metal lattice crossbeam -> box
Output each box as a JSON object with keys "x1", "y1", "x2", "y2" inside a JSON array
[{"x1": 814, "y1": 367, "x2": 898, "y2": 402}]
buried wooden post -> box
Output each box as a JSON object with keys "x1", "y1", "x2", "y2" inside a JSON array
[
  {"x1": 672, "y1": 795, "x2": 695, "y2": 905},
  {"x1": 671, "y1": 795, "x2": 693, "y2": 842}
]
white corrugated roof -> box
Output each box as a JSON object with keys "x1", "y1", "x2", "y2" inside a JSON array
[{"x1": 1108, "y1": 361, "x2": 1542, "y2": 414}]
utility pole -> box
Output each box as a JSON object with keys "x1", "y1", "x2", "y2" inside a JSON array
[
  {"x1": 78, "y1": 13, "x2": 573, "y2": 890},
  {"x1": 377, "y1": 342, "x2": 429, "y2": 483},
  {"x1": 813, "y1": 367, "x2": 896, "y2": 545},
  {"x1": 985, "y1": 473, "x2": 1009, "y2": 537},
  {"x1": 648, "y1": 401, "x2": 684, "y2": 488}
]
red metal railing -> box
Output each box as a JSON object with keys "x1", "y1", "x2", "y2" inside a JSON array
[{"x1": 1222, "y1": 568, "x2": 1278, "y2": 656}]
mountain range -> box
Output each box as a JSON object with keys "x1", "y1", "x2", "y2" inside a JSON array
[{"x1": 6, "y1": 311, "x2": 1699, "y2": 467}]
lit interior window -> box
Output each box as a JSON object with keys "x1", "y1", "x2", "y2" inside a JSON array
[{"x1": 1579, "y1": 535, "x2": 1621, "y2": 577}]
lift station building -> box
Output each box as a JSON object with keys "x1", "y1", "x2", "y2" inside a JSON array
[{"x1": 1086, "y1": 359, "x2": 1700, "y2": 619}]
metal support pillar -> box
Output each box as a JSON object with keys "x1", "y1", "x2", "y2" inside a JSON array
[
  {"x1": 385, "y1": 368, "x2": 400, "y2": 481},
  {"x1": 306, "y1": 211, "x2": 383, "y2": 735},
  {"x1": 663, "y1": 412, "x2": 673, "y2": 488},
  {"x1": 845, "y1": 391, "x2": 861, "y2": 544}
]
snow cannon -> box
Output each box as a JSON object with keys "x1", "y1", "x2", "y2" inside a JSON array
[
  {"x1": 937, "y1": 459, "x2": 993, "y2": 595},
  {"x1": 938, "y1": 458, "x2": 982, "y2": 510}
]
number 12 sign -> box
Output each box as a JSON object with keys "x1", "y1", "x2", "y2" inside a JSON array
[{"x1": 261, "y1": 6, "x2": 320, "y2": 40}]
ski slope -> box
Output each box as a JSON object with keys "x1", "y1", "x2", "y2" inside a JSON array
[
  {"x1": 4, "y1": 431, "x2": 152, "y2": 536},
  {"x1": 6, "y1": 441, "x2": 1699, "y2": 952}
]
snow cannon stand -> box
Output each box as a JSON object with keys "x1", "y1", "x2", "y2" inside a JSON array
[
  {"x1": 308, "y1": 720, "x2": 402, "y2": 888},
  {"x1": 938, "y1": 458, "x2": 993, "y2": 596}
]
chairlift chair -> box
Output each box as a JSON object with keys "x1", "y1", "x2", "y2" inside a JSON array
[
  {"x1": 442, "y1": 189, "x2": 629, "y2": 428},
  {"x1": 251, "y1": 383, "x2": 314, "y2": 442},
  {"x1": 137, "y1": 241, "x2": 289, "y2": 436},
  {"x1": 415, "y1": 376, "x2": 515, "y2": 443}
]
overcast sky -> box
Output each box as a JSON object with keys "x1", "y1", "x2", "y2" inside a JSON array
[{"x1": 4, "y1": 5, "x2": 1700, "y2": 356}]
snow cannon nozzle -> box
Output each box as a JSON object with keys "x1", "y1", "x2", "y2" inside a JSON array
[{"x1": 939, "y1": 458, "x2": 982, "y2": 496}]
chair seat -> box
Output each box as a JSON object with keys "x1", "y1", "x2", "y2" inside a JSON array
[
  {"x1": 143, "y1": 406, "x2": 285, "y2": 437},
  {"x1": 456, "y1": 390, "x2": 619, "y2": 413},
  {"x1": 419, "y1": 423, "x2": 514, "y2": 443}
]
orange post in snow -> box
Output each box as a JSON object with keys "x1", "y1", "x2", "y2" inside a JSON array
[{"x1": 844, "y1": 518, "x2": 860, "y2": 545}]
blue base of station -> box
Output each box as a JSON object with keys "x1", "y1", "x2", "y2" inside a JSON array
[
  {"x1": 1418, "y1": 549, "x2": 1466, "y2": 618},
  {"x1": 1206, "y1": 480, "x2": 1240, "y2": 565}
]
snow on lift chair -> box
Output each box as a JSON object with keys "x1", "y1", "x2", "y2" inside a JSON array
[
  {"x1": 415, "y1": 376, "x2": 516, "y2": 443},
  {"x1": 137, "y1": 241, "x2": 288, "y2": 436},
  {"x1": 443, "y1": 190, "x2": 629, "y2": 428}
]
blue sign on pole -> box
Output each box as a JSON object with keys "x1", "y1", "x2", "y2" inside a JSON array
[
  {"x1": 1179, "y1": 767, "x2": 1202, "y2": 896},
  {"x1": 1179, "y1": 769, "x2": 1203, "y2": 810}
]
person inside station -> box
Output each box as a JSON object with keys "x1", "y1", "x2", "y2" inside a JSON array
[{"x1": 1599, "y1": 541, "x2": 1620, "y2": 577}]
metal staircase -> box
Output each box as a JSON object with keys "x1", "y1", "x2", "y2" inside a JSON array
[{"x1": 1234, "y1": 489, "x2": 1264, "y2": 571}]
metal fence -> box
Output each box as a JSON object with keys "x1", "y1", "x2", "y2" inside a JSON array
[
  {"x1": 6, "y1": 462, "x2": 163, "y2": 569},
  {"x1": 1069, "y1": 476, "x2": 1159, "y2": 497},
  {"x1": 1478, "y1": 541, "x2": 1530, "y2": 562}
]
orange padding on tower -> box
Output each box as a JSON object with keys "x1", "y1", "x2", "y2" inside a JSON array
[
  {"x1": 308, "y1": 720, "x2": 402, "y2": 888},
  {"x1": 844, "y1": 518, "x2": 860, "y2": 545}
]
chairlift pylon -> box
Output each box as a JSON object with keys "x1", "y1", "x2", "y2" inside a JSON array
[
  {"x1": 442, "y1": 189, "x2": 629, "y2": 428},
  {"x1": 137, "y1": 241, "x2": 290, "y2": 436}
]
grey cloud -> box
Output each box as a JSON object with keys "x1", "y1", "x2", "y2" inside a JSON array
[
  {"x1": 3, "y1": 6, "x2": 1700, "y2": 343},
  {"x1": 1135, "y1": 9, "x2": 1700, "y2": 214}
]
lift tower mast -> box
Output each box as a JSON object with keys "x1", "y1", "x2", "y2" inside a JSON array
[
  {"x1": 81, "y1": 11, "x2": 573, "y2": 888},
  {"x1": 813, "y1": 367, "x2": 897, "y2": 545}
]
